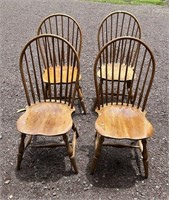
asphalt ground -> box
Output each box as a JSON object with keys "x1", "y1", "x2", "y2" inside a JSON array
[{"x1": 0, "y1": 0, "x2": 169, "y2": 199}]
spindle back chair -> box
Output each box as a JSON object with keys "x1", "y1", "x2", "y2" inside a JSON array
[
  {"x1": 16, "y1": 34, "x2": 80, "y2": 173},
  {"x1": 37, "y1": 13, "x2": 86, "y2": 113},
  {"x1": 91, "y1": 36, "x2": 155, "y2": 178},
  {"x1": 94, "y1": 11, "x2": 142, "y2": 109},
  {"x1": 37, "y1": 13, "x2": 82, "y2": 57},
  {"x1": 98, "y1": 10, "x2": 141, "y2": 50}
]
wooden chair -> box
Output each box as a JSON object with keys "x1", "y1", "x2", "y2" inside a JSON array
[
  {"x1": 91, "y1": 36, "x2": 155, "y2": 178},
  {"x1": 98, "y1": 10, "x2": 141, "y2": 50},
  {"x1": 94, "y1": 11, "x2": 142, "y2": 109},
  {"x1": 37, "y1": 13, "x2": 86, "y2": 114},
  {"x1": 16, "y1": 34, "x2": 80, "y2": 173}
]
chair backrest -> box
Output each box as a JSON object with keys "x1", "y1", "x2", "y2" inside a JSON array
[
  {"x1": 19, "y1": 34, "x2": 80, "y2": 108},
  {"x1": 98, "y1": 11, "x2": 141, "y2": 50},
  {"x1": 94, "y1": 36, "x2": 155, "y2": 111},
  {"x1": 37, "y1": 13, "x2": 82, "y2": 57}
]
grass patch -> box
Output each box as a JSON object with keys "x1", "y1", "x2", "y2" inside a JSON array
[{"x1": 85, "y1": 0, "x2": 165, "y2": 5}]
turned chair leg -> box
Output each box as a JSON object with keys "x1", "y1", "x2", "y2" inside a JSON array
[
  {"x1": 63, "y1": 134, "x2": 78, "y2": 174},
  {"x1": 91, "y1": 133, "x2": 104, "y2": 174},
  {"x1": 71, "y1": 124, "x2": 79, "y2": 173},
  {"x1": 72, "y1": 123, "x2": 79, "y2": 138},
  {"x1": 17, "y1": 133, "x2": 26, "y2": 170},
  {"x1": 77, "y1": 84, "x2": 86, "y2": 114},
  {"x1": 142, "y1": 139, "x2": 148, "y2": 178}
]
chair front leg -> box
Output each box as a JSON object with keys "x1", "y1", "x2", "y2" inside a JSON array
[
  {"x1": 72, "y1": 123, "x2": 79, "y2": 138},
  {"x1": 63, "y1": 134, "x2": 78, "y2": 174},
  {"x1": 70, "y1": 131, "x2": 78, "y2": 174},
  {"x1": 93, "y1": 80, "x2": 103, "y2": 110},
  {"x1": 142, "y1": 139, "x2": 148, "y2": 178},
  {"x1": 91, "y1": 133, "x2": 104, "y2": 174},
  {"x1": 17, "y1": 133, "x2": 26, "y2": 170}
]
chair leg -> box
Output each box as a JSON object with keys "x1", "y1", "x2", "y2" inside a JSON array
[
  {"x1": 91, "y1": 133, "x2": 104, "y2": 174},
  {"x1": 77, "y1": 84, "x2": 86, "y2": 114},
  {"x1": 63, "y1": 134, "x2": 78, "y2": 174},
  {"x1": 70, "y1": 156, "x2": 78, "y2": 174},
  {"x1": 142, "y1": 139, "x2": 148, "y2": 178},
  {"x1": 93, "y1": 81, "x2": 103, "y2": 110},
  {"x1": 25, "y1": 135, "x2": 33, "y2": 149},
  {"x1": 93, "y1": 98, "x2": 98, "y2": 111},
  {"x1": 72, "y1": 123, "x2": 79, "y2": 138},
  {"x1": 71, "y1": 123, "x2": 79, "y2": 173},
  {"x1": 16, "y1": 133, "x2": 26, "y2": 170}
]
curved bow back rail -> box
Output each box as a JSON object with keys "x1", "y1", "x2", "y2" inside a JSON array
[
  {"x1": 37, "y1": 13, "x2": 82, "y2": 57},
  {"x1": 98, "y1": 11, "x2": 142, "y2": 51}
]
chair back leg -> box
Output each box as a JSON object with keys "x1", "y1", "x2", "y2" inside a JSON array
[
  {"x1": 142, "y1": 139, "x2": 149, "y2": 178},
  {"x1": 17, "y1": 133, "x2": 26, "y2": 170}
]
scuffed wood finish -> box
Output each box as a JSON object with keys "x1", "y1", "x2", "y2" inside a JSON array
[
  {"x1": 43, "y1": 66, "x2": 81, "y2": 84},
  {"x1": 95, "y1": 104, "x2": 154, "y2": 139},
  {"x1": 97, "y1": 63, "x2": 134, "y2": 81},
  {"x1": 17, "y1": 102, "x2": 75, "y2": 136}
]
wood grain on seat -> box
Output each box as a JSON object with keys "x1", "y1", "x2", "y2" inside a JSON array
[
  {"x1": 97, "y1": 63, "x2": 134, "y2": 81},
  {"x1": 95, "y1": 104, "x2": 154, "y2": 139},
  {"x1": 17, "y1": 102, "x2": 75, "y2": 136},
  {"x1": 43, "y1": 66, "x2": 81, "y2": 84}
]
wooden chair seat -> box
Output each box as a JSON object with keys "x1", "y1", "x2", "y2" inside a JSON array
[
  {"x1": 43, "y1": 66, "x2": 81, "y2": 84},
  {"x1": 97, "y1": 63, "x2": 134, "y2": 81},
  {"x1": 95, "y1": 104, "x2": 154, "y2": 139},
  {"x1": 17, "y1": 102, "x2": 75, "y2": 136}
]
